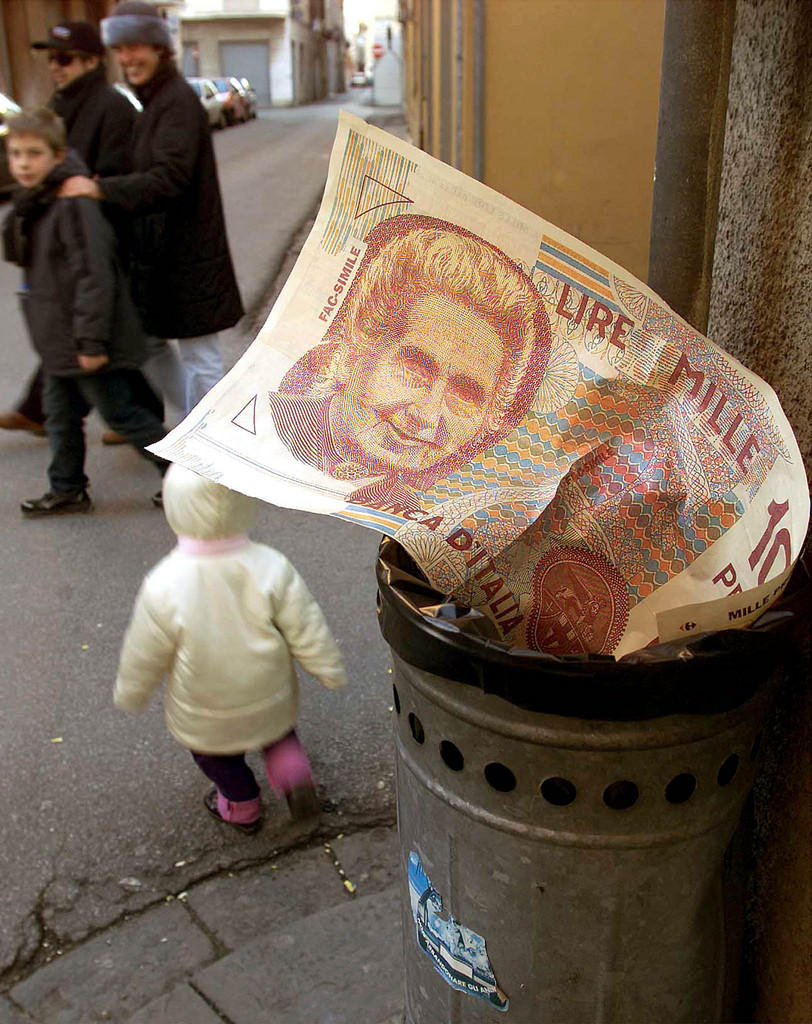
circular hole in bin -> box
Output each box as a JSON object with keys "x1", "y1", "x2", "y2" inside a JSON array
[
  {"x1": 717, "y1": 754, "x2": 739, "y2": 786},
  {"x1": 392, "y1": 685, "x2": 401, "y2": 715},
  {"x1": 484, "y1": 762, "x2": 516, "y2": 793},
  {"x1": 408, "y1": 712, "x2": 425, "y2": 745},
  {"x1": 603, "y1": 780, "x2": 639, "y2": 810},
  {"x1": 750, "y1": 732, "x2": 763, "y2": 762},
  {"x1": 665, "y1": 773, "x2": 697, "y2": 805},
  {"x1": 540, "y1": 777, "x2": 576, "y2": 806},
  {"x1": 440, "y1": 740, "x2": 464, "y2": 772}
]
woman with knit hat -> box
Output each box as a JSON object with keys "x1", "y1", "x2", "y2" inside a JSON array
[{"x1": 61, "y1": 1, "x2": 244, "y2": 427}]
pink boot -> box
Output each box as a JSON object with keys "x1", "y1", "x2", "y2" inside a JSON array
[
  {"x1": 203, "y1": 788, "x2": 262, "y2": 834},
  {"x1": 262, "y1": 732, "x2": 321, "y2": 820}
]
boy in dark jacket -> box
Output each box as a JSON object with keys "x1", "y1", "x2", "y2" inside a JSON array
[
  {"x1": 3, "y1": 108, "x2": 166, "y2": 517},
  {"x1": 0, "y1": 19, "x2": 159, "y2": 439}
]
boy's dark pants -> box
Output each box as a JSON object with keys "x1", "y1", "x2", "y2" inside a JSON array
[
  {"x1": 44, "y1": 370, "x2": 166, "y2": 493},
  {"x1": 17, "y1": 367, "x2": 45, "y2": 424},
  {"x1": 18, "y1": 364, "x2": 163, "y2": 427}
]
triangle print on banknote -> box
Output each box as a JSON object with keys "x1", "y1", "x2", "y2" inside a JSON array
[
  {"x1": 354, "y1": 172, "x2": 414, "y2": 219},
  {"x1": 231, "y1": 395, "x2": 257, "y2": 435}
]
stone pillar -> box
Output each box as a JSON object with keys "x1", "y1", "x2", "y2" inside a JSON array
[
  {"x1": 707, "y1": 3, "x2": 811, "y2": 1019},
  {"x1": 708, "y1": 0, "x2": 811, "y2": 482}
]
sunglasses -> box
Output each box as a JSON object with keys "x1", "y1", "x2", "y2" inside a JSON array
[{"x1": 47, "y1": 51, "x2": 83, "y2": 67}]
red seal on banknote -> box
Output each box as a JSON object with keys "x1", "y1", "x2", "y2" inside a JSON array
[{"x1": 525, "y1": 547, "x2": 630, "y2": 655}]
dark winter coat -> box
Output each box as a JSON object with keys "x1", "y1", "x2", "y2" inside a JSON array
[
  {"x1": 50, "y1": 64, "x2": 137, "y2": 260},
  {"x1": 2, "y1": 152, "x2": 146, "y2": 377},
  {"x1": 50, "y1": 64, "x2": 136, "y2": 178},
  {"x1": 99, "y1": 61, "x2": 244, "y2": 340}
]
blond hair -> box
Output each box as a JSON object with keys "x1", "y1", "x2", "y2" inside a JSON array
[{"x1": 6, "y1": 108, "x2": 67, "y2": 153}]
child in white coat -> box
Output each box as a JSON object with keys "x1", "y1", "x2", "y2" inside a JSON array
[{"x1": 115, "y1": 464, "x2": 348, "y2": 833}]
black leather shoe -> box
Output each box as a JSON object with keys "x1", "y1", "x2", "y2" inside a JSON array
[{"x1": 21, "y1": 489, "x2": 92, "y2": 518}]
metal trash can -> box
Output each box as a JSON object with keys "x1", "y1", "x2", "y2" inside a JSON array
[{"x1": 377, "y1": 538, "x2": 809, "y2": 1024}]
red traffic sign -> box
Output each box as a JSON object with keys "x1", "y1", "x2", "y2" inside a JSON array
[{"x1": 372, "y1": 43, "x2": 384, "y2": 58}]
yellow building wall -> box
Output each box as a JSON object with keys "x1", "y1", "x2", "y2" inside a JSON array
[{"x1": 482, "y1": 0, "x2": 665, "y2": 280}]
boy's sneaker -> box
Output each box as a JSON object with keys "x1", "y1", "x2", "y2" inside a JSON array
[
  {"x1": 21, "y1": 489, "x2": 92, "y2": 518},
  {"x1": 285, "y1": 782, "x2": 321, "y2": 821}
]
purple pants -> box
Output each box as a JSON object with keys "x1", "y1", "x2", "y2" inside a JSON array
[{"x1": 192, "y1": 730, "x2": 313, "y2": 825}]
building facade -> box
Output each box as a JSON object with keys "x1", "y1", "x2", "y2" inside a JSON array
[
  {"x1": 180, "y1": 0, "x2": 346, "y2": 107},
  {"x1": 344, "y1": 0, "x2": 401, "y2": 83},
  {"x1": 1, "y1": 0, "x2": 111, "y2": 106},
  {"x1": 0, "y1": 0, "x2": 181, "y2": 105},
  {"x1": 0, "y1": 0, "x2": 345, "y2": 108}
]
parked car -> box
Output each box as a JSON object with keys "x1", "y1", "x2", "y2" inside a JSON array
[
  {"x1": 211, "y1": 77, "x2": 248, "y2": 125},
  {"x1": 186, "y1": 77, "x2": 226, "y2": 130},
  {"x1": 0, "y1": 92, "x2": 22, "y2": 195},
  {"x1": 231, "y1": 77, "x2": 257, "y2": 119}
]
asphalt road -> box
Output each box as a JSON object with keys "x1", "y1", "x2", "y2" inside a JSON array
[{"x1": 0, "y1": 94, "x2": 396, "y2": 981}]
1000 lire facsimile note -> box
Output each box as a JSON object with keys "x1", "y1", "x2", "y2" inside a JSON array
[{"x1": 151, "y1": 113, "x2": 809, "y2": 658}]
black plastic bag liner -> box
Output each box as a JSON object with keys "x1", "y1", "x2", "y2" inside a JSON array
[{"x1": 376, "y1": 536, "x2": 811, "y2": 720}]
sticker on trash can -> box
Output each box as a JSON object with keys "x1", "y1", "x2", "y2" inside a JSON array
[{"x1": 408, "y1": 851, "x2": 509, "y2": 1011}]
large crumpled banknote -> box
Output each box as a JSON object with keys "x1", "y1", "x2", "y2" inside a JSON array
[{"x1": 151, "y1": 112, "x2": 809, "y2": 658}]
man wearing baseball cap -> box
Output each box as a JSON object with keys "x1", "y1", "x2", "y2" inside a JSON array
[
  {"x1": 0, "y1": 21, "x2": 160, "y2": 440},
  {"x1": 31, "y1": 21, "x2": 136, "y2": 179}
]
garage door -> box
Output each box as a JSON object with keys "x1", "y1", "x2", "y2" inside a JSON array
[{"x1": 220, "y1": 42, "x2": 271, "y2": 108}]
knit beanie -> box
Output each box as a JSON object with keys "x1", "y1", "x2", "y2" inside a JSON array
[{"x1": 101, "y1": 1, "x2": 173, "y2": 50}]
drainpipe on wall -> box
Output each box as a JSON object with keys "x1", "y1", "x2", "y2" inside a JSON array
[
  {"x1": 647, "y1": 0, "x2": 736, "y2": 333},
  {"x1": 454, "y1": 0, "x2": 463, "y2": 169},
  {"x1": 472, "y1": 0, "x2": 484, "y2": 182}
]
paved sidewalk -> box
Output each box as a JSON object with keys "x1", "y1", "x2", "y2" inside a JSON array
[
  {"x1": 0, "y1": 94, "x2": 411, "y2": 1024},
  {"x1": 2, "y1": 825, "x2": 404, "y2": 1024}
]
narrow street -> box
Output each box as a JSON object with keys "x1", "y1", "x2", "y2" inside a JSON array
[
  {"x1": 0, "y1": 94, "x2": 396, "y2": 982},
  {"x1": 214, "y1": 101, "x2": 345, "y2": 315}
]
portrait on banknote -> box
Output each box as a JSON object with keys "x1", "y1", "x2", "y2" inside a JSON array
[
  {"x1": 268, "y1": 214, "x2": 550, "y2": 509},
  {"x1": 151, "y1": 112, "x2": 809, "y2": 660}
]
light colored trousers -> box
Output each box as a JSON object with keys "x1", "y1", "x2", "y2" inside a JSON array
[{"x1": 143, "y1": 333, "x2": 224, "y2": 420}]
